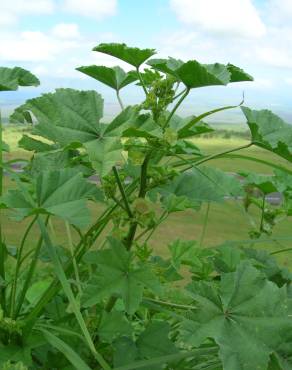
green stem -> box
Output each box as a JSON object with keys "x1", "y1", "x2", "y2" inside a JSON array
[
  {"x1": 9, "y1": 216, "x2": 37, "y2": 318},
  {"x1": 136, "y1": 67, "x2": 148, "y2": 95},
  {"x1": 112, "y1": 166, "x2": 133, "y2": 219},
  {"x1": 270, "y1": 247, "x2": 292, "y2": 255},
  {"x1": 24, "y1": 180, "x2": 138, "y2": 331},
  {"x1": 37, "y1": 217, "x2": 111, "y2": 370},
  {"x1": 259, "y1": 194, "x2": 266, "y2": 233},
  {"x1": 14, "y1": 219, "x2": 47, "y2": 318},
  {"x1": 106, "y1": 156, "x2": 150, "y2": 313},
  {"x1": 0, "y1": 109, "x2": 5, "y2": 313},
  {"x1": 65, "y1": 222, "x2": 82, "y2": 296},
  {"x1": 199, "y1": 203, "x2": 210, "y2": 247},
  {"x1": 49, "y1": 219, "x2": 57, "y2": 244},
  {"x1": 163, "y1": 87, "x2": 190, "y2": 129},
  {"x1": 114, "y1": 347, "x2": 218, "y2": 370},
  {"x1": 116, "y1": 90, "x2": 124, "y2": 110},
  {"x1": 172, "y1": 87, "x2": 187, "y2": 101},
  {"x1": 185, "y1": 142, "x2": 253, "y2": 170},
  {"x1": 143, "y1": 297, "x2": 196, "y2": 310},
  {"x1": 143, "y1": 210, "x2": 168, "y2": 243}
]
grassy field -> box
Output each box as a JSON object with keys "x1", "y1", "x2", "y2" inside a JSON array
[{"x1": 2, "y1": 125, "x2": 292, "y2": 268}]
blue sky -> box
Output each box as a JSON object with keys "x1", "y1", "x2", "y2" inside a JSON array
[{"x1": 0, "y1": 0, "x2": 292, "y2": 124}]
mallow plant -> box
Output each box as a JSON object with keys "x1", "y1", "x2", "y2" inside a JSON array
[{"x1": 0, "y1": 43, "x2": 292, "y2": 369}]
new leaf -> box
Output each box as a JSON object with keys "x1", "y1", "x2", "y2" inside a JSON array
[
  {"x1": 93, "y1": 43, "x2": 156, "y2": 68},
  {"x1": 242, "y1": 106, "x2": 292, "y2": 162},
  {"x1": 0, "y1": 67, "x2": 39, "y2": 91},
  {"x1": 76, "y1": 65, "x2": 138, "y2": 91}
]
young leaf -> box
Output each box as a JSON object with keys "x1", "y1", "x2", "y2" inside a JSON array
[
  {"x1": 0, "y1": 67, "x2": 39, "y2": 91},
  {"x1": 148, "y1": 58, "x2": 253, "y2": 89},
  {"x1": 76, "y1": 65, "x2": 138, "y2": 91},
  {"x1": 93, "y1": 43, "x2": 156, "y2": 68},
  {"x1": 241, "y1": 172, "x2": 278, "y2": 194},
  {"x1": 122, "y1": 113, "x2": 163, "y2": 139},
  {"x1": 169, "y1": 114, "x2": 214, "y2": 139},
  {"x1": 227, "y1": 63, "x2": 254, "y2": 82},
  {"x1": 180, "y1": 262, "x2": 292, "y2": 370},
  {"x1": 242, "y1": 106, "x2": 292, "y2": 162},
  {"x1": 82, "y1": 238, "x2": 161, "y2": 314}
]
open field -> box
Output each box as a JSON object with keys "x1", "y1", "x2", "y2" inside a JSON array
[{"x1": 2, "y1": 126, "x2": 292, "y2": 269}]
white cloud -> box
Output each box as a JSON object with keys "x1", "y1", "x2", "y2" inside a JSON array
[
  {"x1": 62, "y1": 0, "x2": 117, "y2": 20},
  {"x1": 0, "y1": 31, "x2": 79, "y2": 62},
  {"x1": 0, "y1": 0, "x2": 54, "y2": 26},
  {"x1": 52, "y1": 23, "x2": 81, "y2": 39},
  {"x1": 170, "y1": 0, "x2": 266, "y2": 38},
  {"x1": 285, "y1": 78, "x2": 292, "y2": 86},
  {"x1": 266, "y1": 0, "x2": 292, "y2": 23}
]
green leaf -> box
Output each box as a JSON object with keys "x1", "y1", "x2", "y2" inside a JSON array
[
  {"x1": 227, "y1": 63, "x2": 254, "y2": 83},
  {"x1": 180, "y1": 262, "x2": 292, "y2": 370},
  {"x1": 136, "y1": 68, "x2": 161, "y2": 87},
  {"x1": 122, "y1": 113, "x2": 163, "y2": 139},
  {"x1": 241, "y1": 106, "x2": 292, "y2": 162},
  {"x1": 26, "y1": 279, "x2": 53, "y2": 305},
  {"x1": 169, "y1": 114, "x2": 214, "y2": 139},
  {"x1": 93, "y1": 43, "x2": 156, "y2": 68},
  {"x1": 14, "y1": 88, "x2": 103, "y2": 145},
  {"x1": 76, "y1": 65, "x2": 138, "y2": 91},
  {"x1": 2, "y1": 141, "x2": 10, "y2": 152},
  {"x1": 41, "y1": 329, "x2": 91, "y2": 370},
  {"x1": 157, "y1": 167, "x2": 243, "y2": 205},
  {"x1": 18, "y1": 135, "x2": 55, "y2": 152},
  {"x1": 0, "y1": 67, "x2": 39, "y2": 91},
  {"x1": 137, "y1": 321, "x2": 178, "y2": 358},
  {"x1": 2, "y1": 168, "x2": 103, "y2": 227},
  {"x1": 241, "y1": 172, "x2": 278, "y2": 194},
  {"x1": 113, "y1": 322, "x2": 179, "y2": 370},
  {"x1": 0, "y1": 344, "x2": 32, "y2": 366},
  {"x1": 82, "y1": 238, "x2": 161, "y2": 314},
  {"x1": 12, "y1": 89, "x2": 138, "y2": 176},
  {"x1": 148, "y1": 59, "x2": 253, "y2": 89},
  {"x1": 84, "y1": 136, "x2": 123, "y2": 177},
  {"x1": 168, "y1": 239, "x2": 198, "y2": 269},
  {"x1": 113, "y1": 337, "x2": 139, "y2": 368},
  {"x1": 98, "y1": 311, "x2": 132, "y2": 343}
]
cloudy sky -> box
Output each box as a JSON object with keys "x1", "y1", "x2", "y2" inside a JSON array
[{"x1": 0, "y1": 0, "x2": 291, "y2": 123}]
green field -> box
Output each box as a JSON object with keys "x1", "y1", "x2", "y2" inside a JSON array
[{"x1": 3, "y1": 126, "x2": 292, "y2": 268}]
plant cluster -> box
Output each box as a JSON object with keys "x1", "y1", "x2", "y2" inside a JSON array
[{"x1": 0, "y1": 44, "x2": 292, "y2": 369}]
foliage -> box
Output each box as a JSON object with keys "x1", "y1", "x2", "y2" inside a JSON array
[{"x1": 0, "y1": 43, "x2": 291, "y2": 370}]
